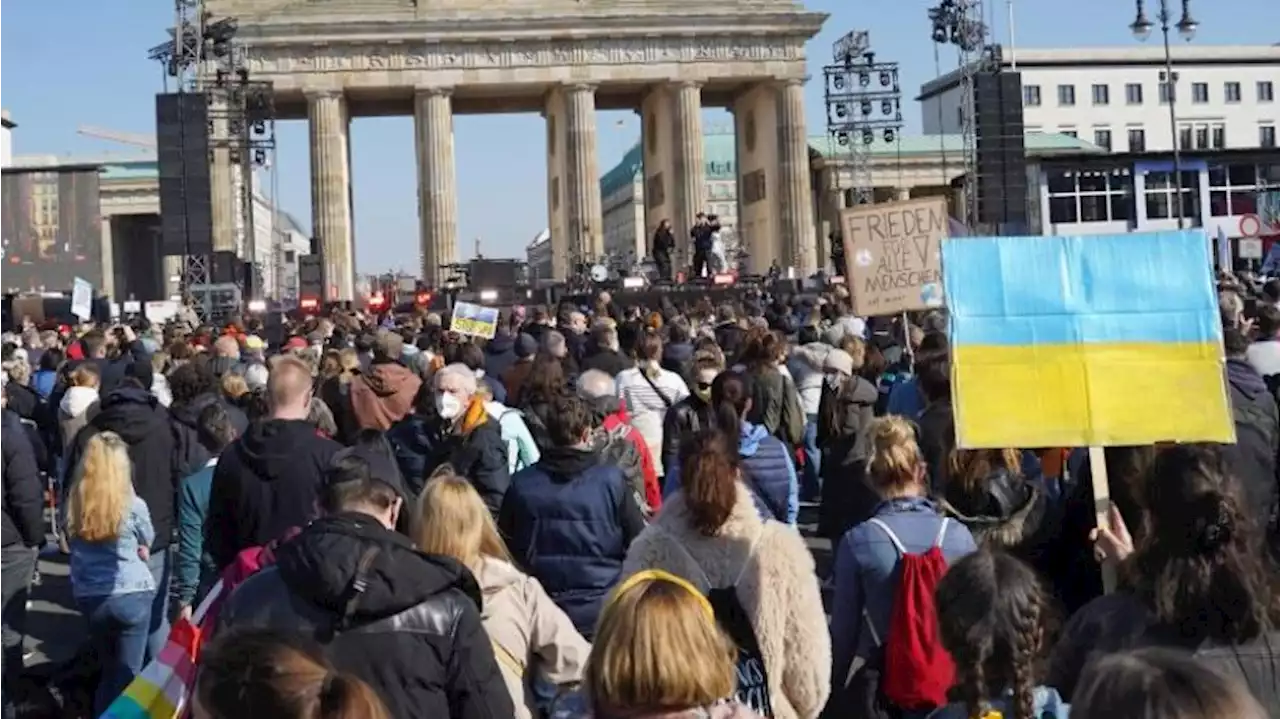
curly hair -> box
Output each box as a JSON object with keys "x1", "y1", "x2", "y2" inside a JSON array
[
  {"x1": 168, "y1": 362, "x2": 216, "y2": 406},
  {"x1": 936, "y1": 550, "x2": 1049, "y2": 719}
]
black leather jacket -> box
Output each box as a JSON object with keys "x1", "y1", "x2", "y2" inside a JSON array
[
  {"x1": 660, "y1": 395, "x2": 716, "y2": 476},
  {"x1": 217, "y1": 513, "x2": 513, "y2": 719}
]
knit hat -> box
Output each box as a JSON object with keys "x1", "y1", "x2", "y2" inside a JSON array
[{"x1": 515, "y1": 333, "x2": 538, "y2": 359}]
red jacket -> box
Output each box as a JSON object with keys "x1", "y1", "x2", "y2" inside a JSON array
[{"x1": 602, "y1": 406, "x2": 662, "y2": 512}]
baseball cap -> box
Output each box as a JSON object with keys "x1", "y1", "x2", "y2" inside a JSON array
[{"x1": 283, "y1": 336, "x2": 308, "y2": 351}]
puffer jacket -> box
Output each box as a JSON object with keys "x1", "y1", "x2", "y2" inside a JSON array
[
  {"x1": 476, "y1": 556, "x2": 589, "y2": 719},
  {"x1": 788, "y1": 342, "x2": 835, "y2": 416},
  {"x1": 665, "y1": 421, "x2": 799, "y2": 525},
  {"x1": 217, "y1": 512, "x2": 515, "y2": 719}
]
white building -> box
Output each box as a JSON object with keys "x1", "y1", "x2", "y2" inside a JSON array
[
  {"x1": 919, "y1": 45, "x2": 1280, "y2": 154},
  {"x1": 1, "y1": 111, "x2": 14, "y2": 168},
  {"x1": 600, "y1": 131, "x2": 739, "y2": 270},
  {"x1": 272, "y1": 210, "x2": 312, "y2": 302}
]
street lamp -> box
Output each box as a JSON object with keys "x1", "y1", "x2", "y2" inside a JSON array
[{"x1": 1131, "y1": 0, "x2": 1198, "y2": 229}]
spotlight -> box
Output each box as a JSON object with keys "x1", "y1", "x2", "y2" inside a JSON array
[
  {"x1": 881, "y1": 99, "x2": 894, "y2": 115},
  {"x1": 251, "y1": 120, "x2": 266, "y2": 136},
  {"x1": 932, "y1": 25, "x2": 949, "y2": 43},
  {"x1": 862, "y1": 129, "x2": 875, "y2": 145},
  {"x1": 880, "y1": 71, "x2": 892, "y2": 87},
  {"x1": 858, "y1": 72, "x2": 870, "y2": 87},
  {"x1": 861, "y1": 101, "x2": 873, "y2": 116},
  {"x1": 833, "y1": 75, "x2": 846, "y2": 90},
  {"x1": 253, "y1": 148, "x2": 267, "y2": 165},
  {"x1": 836, "y1": 104, "x2": 848, "y2": 118},
  {"x1": 884, "y1": 128, "x2": 896, "y2": 143},
  {"x1": 837, "y1": 131, "x2": 850, "y2": 146}
]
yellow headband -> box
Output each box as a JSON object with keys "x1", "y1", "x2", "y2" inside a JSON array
[{"x1": 607, "y1": 570, "x2": 715, "y2": 625}]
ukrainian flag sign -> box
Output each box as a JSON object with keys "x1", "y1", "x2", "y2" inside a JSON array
[{"x1": 941, "y1": 230, "x2": 1234, "y2": 449}]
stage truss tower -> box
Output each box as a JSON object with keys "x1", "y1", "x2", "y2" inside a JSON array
[{"x1": 929, "y1": 0, "x2": 989, "y2": 228}]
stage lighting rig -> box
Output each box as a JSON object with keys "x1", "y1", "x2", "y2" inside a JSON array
[
  {"x1": 926, "y1": 0, "x2": 990, "y2": 228},
  {"x1": 823, "y1": 30, "x2": 904, "y2": 208}
]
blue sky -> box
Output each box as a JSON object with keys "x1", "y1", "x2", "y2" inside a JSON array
[{"x1": 2, "y1": 1, "x2": 1272, "y2": 273}]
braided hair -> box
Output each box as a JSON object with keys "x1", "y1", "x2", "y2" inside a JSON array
[{"x1": 935, "y1": 550, "x2": 1049, "y2": 719}]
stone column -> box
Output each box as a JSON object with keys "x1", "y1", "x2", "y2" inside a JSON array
[
  {"x1": 895, "y1": 187, "x2": 912, "y2": 201},
  {"x1": 673, "y1": 81, "x2": 705, "y2": 267},
  {"x1": 100, "y1": 217, "x2": 115, "y2": 299},
  {"x1": 208, "y1": 91, "x2": 237, "y2": 254},
  {"x1": 414, "y1": 87, "x2": 458, "y2": 287},
  {"x1": 776, "y1": 78, "x2": 817, "y2": 275},
  {"x1": 564, "y1": 83, "x2": 603, "y2": 264},
  {"x1": 306, "y1": 90, "x2": 355, "y2": 300}
]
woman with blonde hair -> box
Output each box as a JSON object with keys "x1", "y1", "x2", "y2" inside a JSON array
[
  {"x1": 827, "y1": 416, "x2": 976, "y2": 716},
  {"x1": 552, "y1": 571, "x2": 764, "y2": 719},
  {"x1": 194, "y1": 629, "x2": 390, "y2": 719},
  {"x1": 416, "y1": 473, "x2": 589, "y2": 718},
  {"x1": 64, "y1": 432, "x2": 156, "y2": 714},
  {"x1": 626, "y1": 427, "x2": 828, "y2": 719}
]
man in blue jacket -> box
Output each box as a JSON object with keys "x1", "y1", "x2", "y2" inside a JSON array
[
  {"x1": 498, "y1": 394, "x2": 646, "y2": 638},
  {"x1": 174, "y1": 403, "x2": 238, "y2": 621}
]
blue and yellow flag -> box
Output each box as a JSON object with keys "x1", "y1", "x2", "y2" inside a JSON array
[{"x1": 941, "y1": 230, "x2": 1234, "y2": 449}]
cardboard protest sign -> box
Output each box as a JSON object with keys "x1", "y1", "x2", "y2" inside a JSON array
[
  {"x1": 840, "y1": 197, "x2": 948, "y2": 317},
  {"x1": 942, "y1": 229, "x2": 1233, "y2": 449},
  {"x1": 450, "y1": 301, "x2": 499, "y2": 339}
]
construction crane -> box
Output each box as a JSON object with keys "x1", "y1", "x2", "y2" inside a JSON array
[{"x1": 76, "y1": 125, "x2": 156, "y2": 150}]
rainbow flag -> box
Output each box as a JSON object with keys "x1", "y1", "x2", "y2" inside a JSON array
[
  {"x1": 102, "y1": 580, "x2": 223, "y2": 719},
  {"x1": 941, "y1": 230, "x2": 1234, "y2": 449}
]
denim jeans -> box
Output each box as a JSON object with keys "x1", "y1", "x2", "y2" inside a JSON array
[
  {"x1": 77, "y1": 591, "x2": 153, "y2": 715},
  {"x1": 802, "y1": 414, "x2": 822, "y2": 502},
  {"x1": 2, "y1": 546, "x2": 37, "y2": 719},
  {"x1": 145, "y1": 546, "x2": 173, "y2": 661}
]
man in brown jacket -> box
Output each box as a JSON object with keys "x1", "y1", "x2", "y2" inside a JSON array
[{"x1": 348, "y1": 330, "x2": 422, "y2": 431}]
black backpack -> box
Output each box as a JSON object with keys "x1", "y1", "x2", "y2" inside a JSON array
[{"x1": 662, "y1": 526, "x2": 775, "y2": 717}]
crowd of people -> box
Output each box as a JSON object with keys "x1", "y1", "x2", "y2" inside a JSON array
[{"x1": 1, "y1": 279, "x2": 1278, "y2": 719}]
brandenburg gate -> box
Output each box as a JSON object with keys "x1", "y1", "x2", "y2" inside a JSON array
[{"x1": 210, "y1": 0, "x2": 826, "y2": 299}]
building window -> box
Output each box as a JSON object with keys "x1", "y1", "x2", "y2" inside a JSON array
[
  {"x1": 1260, "y1": 81, "x2": 1276, "y2": 103},
  {"x1": 1191, "y1": 82, "x2": 1209, "y2": 104},
  {"x1": 1225, "y1": 82, "x2": 1242, "y2": 103},
  {"x1": 1195, "y1": 125, "x2": 1210, "y2": 150},
  {"x1": 1128, "y1": 127, "x2": 1146, "y2": 152},
  {"x1": 1159, "y1": 81, "x2": 1175, "y2": 104},
  {"x1": 1091, "y1": 84, "x2": 1110, "y2": 105},
  {"x1": 1057, "y1": 84, "x2": 1076, "y2": 106},
  {"x1": 1060, "y1": 128, "x2": 1078, "y2": 138},
  {"x1": 1094, "y1": 128, "x2": 1113, "y2": 150},
  {"x1": 1047, "y1": 168, "x2": 1132, "y2": 224},
  {"x1": 1144, "y1": 170, "x2": 1200, "y2": 220},
  {"x1": 1209, "y1": 163, "x2": 1265, "y2": 216},
  {"x1": 1212, "y1": 125, "x2": 1226, "y2": 149},
  {"x1": 1179, "y1": 126, "x2": 1193, "y2": 150},
  {"x1": 1025, "y1": 126, "x2": 1043, "y2": 134},
  {"x1": 1125, "y1": 83, "x2": 1143, "y2": 105},
  {"x1": 1262, "y1": 125, "x2": 1278, "y2": 148},
  {"x1": 1023, "y1": 85, "x2": 1042, "y2": 106}
]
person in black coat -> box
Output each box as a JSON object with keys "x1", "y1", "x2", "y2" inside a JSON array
[
  {"x1": 205, "y1": 357, "x2": 341, "y2": 571},
  {"x1": 431, "y1": 364, "x2": 511, "y2": 515},
  {"x1": 67, "y1": 327, "x2": 151, "y2": 396},
  {"x1": 168, "y1": 363, "x2": 250, "y2": 478},
  {"x1": 217, "y1": 451, "x2": 514, "y2": 719},
  {"x1": 580, "y1": 322, "x2": 634, "y2": 378},
  {"x1": 483, "y1": 327, "x2": 519, "y2": 380},
  {"x1": 2, "y1": 405, "x2": 45, "y2": 707},
  {"x1": 63, "y1": 372, "x2": 176, "y2": 657}
]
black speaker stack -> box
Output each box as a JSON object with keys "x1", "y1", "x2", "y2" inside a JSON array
[
  {"x1": 974, "y1": 71, "x2": 1029, "y2": 232},
  {"x1": 155, "y1": 93, "x2": 213, "y2": 259}
]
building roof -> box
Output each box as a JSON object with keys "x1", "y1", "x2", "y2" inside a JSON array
[
  {"x1": 600, "y1": 130, "x2": 737, "y2": 197},
  {"x1": 1, "y1": 110, "x2": 14, "y2": 129},
  {"x1": 919, "y1": 44, "x2": 1280, "y2": 99},
  {"x1": 809, "y1": 131, "x2": 1104, "y2": 159}
]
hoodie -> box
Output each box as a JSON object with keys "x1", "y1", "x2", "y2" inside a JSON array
[
  {"x1": 484, "y1": 400, "x2": 542, "y2": 473},
  {"x1": 1222, "y1": 358, "x2": 1280, "y2": 534},
  {"x1": 217, "y1": 513, "x2": 515, "y2": 719},
  {"x1": 170, "y1": 392, "x2": 249, "y2": 477},
  {"x1": 205, "y1": 418, "x2": 342, "y2": 571},
  {"x1": 58, "y1": 385, "x2": 100, "y2": 454},
  {"x1": 664, "y1": 422, "x2": 799, "y2": 525},
  {"x1": 349, "y1": 361, "x2": 422, "y2": 431},
  {"x1": 65, "y1": 384, "x2": 177, "y2": 550},
  {"x1": 485, "y1": 331, "x2": 520, "y2": 379}
]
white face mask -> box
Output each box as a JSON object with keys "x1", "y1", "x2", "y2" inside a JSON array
[{"x1": 436, "y1": 392, "x2": 464, "y2": 420}]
